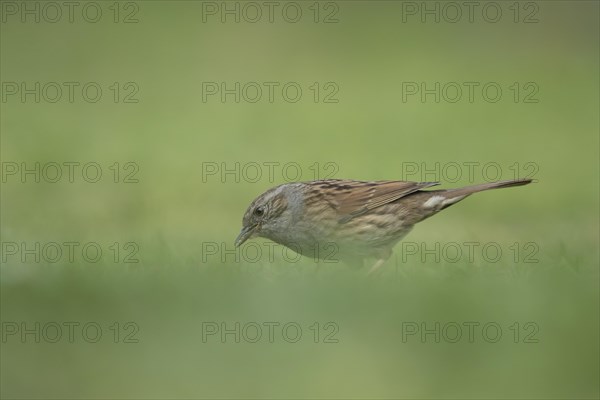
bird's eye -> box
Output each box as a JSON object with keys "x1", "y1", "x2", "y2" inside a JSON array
[{"x1": 253, "y1": 207, "x2": 264, "y2": 217}]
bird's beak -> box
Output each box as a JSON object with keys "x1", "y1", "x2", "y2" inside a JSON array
[{"x1": 235, "y1": 224, "x2": 257, "y2": 247}]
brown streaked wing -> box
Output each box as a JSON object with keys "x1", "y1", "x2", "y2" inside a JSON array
[{"x1": 307, "y1": 179, "x2": 439, "y2": 223}]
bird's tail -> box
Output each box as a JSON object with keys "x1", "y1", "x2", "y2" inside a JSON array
[
  {"x1": 445, "y1": 178, "x2": 532, "y2": 198},
  {"x1": 422, "y1": 178, "x2": 533, "y2": 211}
]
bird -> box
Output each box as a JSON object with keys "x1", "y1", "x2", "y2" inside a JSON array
[{"x1": 235, "y1": 178, "x2": 532, "y2": 274}]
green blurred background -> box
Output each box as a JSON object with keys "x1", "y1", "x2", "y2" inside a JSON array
[{"x1": 1, "y1": 1, "x2": 598, "y2": 399}]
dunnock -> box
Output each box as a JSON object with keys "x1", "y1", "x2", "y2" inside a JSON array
[{"x1": 235, "y1": 178, "x2": 532, "y2": 273}]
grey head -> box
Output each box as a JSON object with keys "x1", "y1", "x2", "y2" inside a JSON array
[{"x1": 235, "y1": 183, "x2": 304, "y2": 247}]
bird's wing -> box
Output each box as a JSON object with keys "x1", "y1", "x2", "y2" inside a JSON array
[{"x1": 308, "y1": 179, "x2": 439, "y2": 223}]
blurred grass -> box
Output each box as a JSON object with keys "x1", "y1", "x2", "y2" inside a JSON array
[
  {"x1": 1, "y1": 1, "x2": 599, "y2": 399},
  {"x1": 1, "y1": 257, "x2": 598, "y2": 399}
]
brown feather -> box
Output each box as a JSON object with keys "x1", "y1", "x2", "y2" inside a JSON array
[{"x1": 306, "y1": 179, "x2": 439, "y2": 223}]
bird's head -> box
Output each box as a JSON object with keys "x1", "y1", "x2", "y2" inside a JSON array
[{"x1": 235, "y1": 184, "x2": 296, "y2": 247}]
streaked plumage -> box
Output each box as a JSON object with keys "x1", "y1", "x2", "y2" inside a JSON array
[{"x1": 236, "y1": 178, "x2": 532, "y2": 273}]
